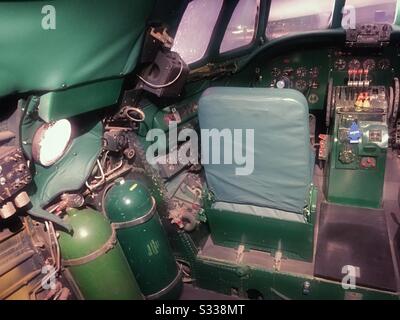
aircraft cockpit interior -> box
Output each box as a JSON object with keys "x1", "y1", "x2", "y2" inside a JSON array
[{"x1": 0, "y1": 0, "x2": 399, "y2": 301}]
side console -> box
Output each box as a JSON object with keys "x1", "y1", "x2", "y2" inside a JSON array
[{"x1": 325, "y1": 85, "x2": 389, "y2": 208}]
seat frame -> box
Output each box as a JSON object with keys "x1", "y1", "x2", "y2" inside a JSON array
[{"x1": 203, "y1": 185, "x2": 318, "y2": 262}]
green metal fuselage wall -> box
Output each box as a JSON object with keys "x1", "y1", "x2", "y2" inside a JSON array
[{"x1": 0, "y1": 0, "x2": 155, "y2": 98}]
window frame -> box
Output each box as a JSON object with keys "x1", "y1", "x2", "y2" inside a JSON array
[
  {"x1": 172, "y1": 0, "x2": 400, "y2": 69},
  {"x1": 172, "y1": 0, "x2": 270, "y2": 66}
]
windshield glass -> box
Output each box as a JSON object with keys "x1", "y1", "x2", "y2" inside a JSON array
[
  {"x1": 220, "y1": 0, "x2": 259, "y2": 53},
  {"x1": 171, "y1": 0, "x2": 223, "y2": 64},
  {"x1": 266, "y1": 0, "x2": 334, "y2": 40}
]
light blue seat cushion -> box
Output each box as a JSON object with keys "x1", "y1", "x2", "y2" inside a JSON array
[{"x1": 198, "y1": 87, "x2": 313, "y2": 214}]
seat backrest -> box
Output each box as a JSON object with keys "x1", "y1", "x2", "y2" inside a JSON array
[{"x1": 198, "y1": 87, "x2": 313, "y2": 214}]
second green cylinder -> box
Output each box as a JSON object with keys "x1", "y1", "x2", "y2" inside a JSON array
[{"x1": 105, "y1": 180, "x2": 182, "y2": 299}]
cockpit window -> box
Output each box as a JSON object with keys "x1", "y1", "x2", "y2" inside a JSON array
[
  {"x1": 266, "y1": 0, "x2": 335, "y2": 40},
  {"x1": 342, "y1": 0, "x2": 398, "y2": 26},
  {"x1": 220, "y1": 0, "x2": 260, "y2": 54},
  {"x1": 171, "y1": 0, "x2": 223, "y2": 65}
]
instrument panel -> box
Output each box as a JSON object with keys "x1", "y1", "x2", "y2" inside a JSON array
[
  {"x1": 333, "y1": 55, "x2": 391, "y2": 72},
  {"x1": 330, "y1": 49, "x2": 396, "y2": 93},
  {"x1": 256, "y1": 49, "x2": 330, "y2": 110},
  {"x1": 235, "y1": 45, "x2": 399, "y2": 111}
]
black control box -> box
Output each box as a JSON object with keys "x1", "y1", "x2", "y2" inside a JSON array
[{"x1": 137, "y1": 51, "x2": 189, "y2": 98}]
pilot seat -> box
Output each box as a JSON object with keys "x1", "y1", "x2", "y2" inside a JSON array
[{"x1": 199, "y1": 87, "x2": 317, "y2": 261}]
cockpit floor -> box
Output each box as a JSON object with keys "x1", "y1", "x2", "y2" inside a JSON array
[{"x1": 314, "y1": 202, "x2": 397, "y2": 292}]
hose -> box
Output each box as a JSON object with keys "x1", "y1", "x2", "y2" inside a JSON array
[{"x1": 137, "y1": 59, "x2": 184, "y2": 89}]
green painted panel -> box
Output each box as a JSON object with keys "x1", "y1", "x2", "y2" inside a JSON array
[
  {"x1": 326, "y1": 114, "x2": 387, "y2": 208},
  {"x1": 194, "y1": 257, "x2": 399, "y2": 300},
  {"x1": 203, "y1": 187, "x2": 316, "y2": 261},
  {"x1": 38, "y1": 78, "x2": 123, "y2": 122},
  {"x1": 206, "y1": 208, "x2": 315, "y2": 261},
  {"x1": 0, "y1": 0, "x2": 155, "y2": 97},
  {"x1": 271, "y1": 272, "x2": 398, "y2": 300},
  {"x1": 326, "y1": 152, "x2": 387, "y2": 208},
  {"x1": 20, "y1": 98, "x2": 103, "y2": 229},
  {"x1": 29, "y1": 119, "x2": 102, "y2": 206}
]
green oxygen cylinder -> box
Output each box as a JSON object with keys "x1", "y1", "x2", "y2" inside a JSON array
[
  {"x1": 105, "y1": 180, "x2": 182, "y2": 300},
  {"x1": 58, "y1": 208, "x2": 143, "y2": 300}
]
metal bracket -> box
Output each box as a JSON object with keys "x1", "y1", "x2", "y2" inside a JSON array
[
  {"x1": 145, "y1": 265, "x2": 182, "y2": 300},
  {"x1": 62, "y1": 229, "x2": 117, "y2": 267},
  {"x1": 273, "y1": 251, "x2": 283, "y2": 271},
  {"x1": 236, "y1": 245, "x2": 245, "y2": 264},
  {"x1": 150, "y1": 27, "x2": 174, "y2": 48},
  {"x1": 110, "y1": 197, "x2": 156, "y2": 230}
]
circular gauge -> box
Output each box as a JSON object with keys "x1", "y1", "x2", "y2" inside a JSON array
[
  {"x1": 295, "y1": 79, "x2": 308, "y2": 91},
  {"x1": 296, "y1": 67, "x2": 308, "y2": 78},
  {"x1": 308, "y1": 93, "x2": 319, "y2": 104},
  {"x1": 283, "y1": 67, "x2": 294, "y2": 77},
  {"x1": 271, "y1": 67, "x2": 281, "y2": 77},
  {"x1": 363, "y1": 58, "x2": 376, "y2": 71},
  {"x1": 348, "y1": 58, "x2": 361, "y2": 69},
  {"x1": 310, "y1": 80, "x2": 320, "y2": 89},
  {"x1": 378, "y1": 58, "x2": 390, "y2": 70},
  {"x1": 334, "y1": 59, "x2": 347, "y2": 71},
  {"x1": 309, "y1": 67, "x2": 319, "y2": 78}
]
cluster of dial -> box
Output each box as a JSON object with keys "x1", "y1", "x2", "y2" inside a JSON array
[
  {"x1": 271, "y1": 66, "x2": 320, "y2": 91},
  {"x1": 334, "y1": 58, "x2": 391, "y2": 71}
]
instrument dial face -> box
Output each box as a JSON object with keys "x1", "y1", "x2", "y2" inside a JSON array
[
  {"x1": 348, "y1": 59, "x2": 361, "y2": 69},
  {"x1": 363, "y1": 58, "x2": 376, "y2": 71},
  {"x1": 271, "y1": 67, "x2": 281, "y2": 77},
  {"x1": 309, "y1": 67, "x2": 319, "y2": 78},
  {"x1": 334, "y1": 59, "x2": 347, "y2": 71},
  {"x1": 296, "y1": 67, "x2": 307, "y2": 78},
  {"x1": 377, "y1": 58, "x2": 390, "y2": 70},
  {"x1": 295, "y1": 79, "x2": 308, "y2": 91}
]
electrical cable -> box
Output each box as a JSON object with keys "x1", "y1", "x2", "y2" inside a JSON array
[{"x1": 137, "y1": 59, "x2": 184, "y2": 89}]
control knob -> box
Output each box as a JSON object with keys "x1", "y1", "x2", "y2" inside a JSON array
[{"x1": 276, "y1": 77, "x2": 291, "y2": 89}]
